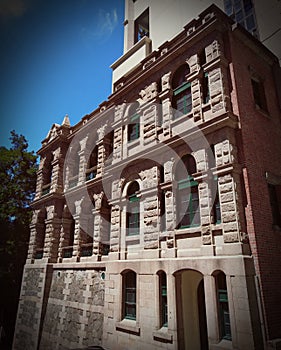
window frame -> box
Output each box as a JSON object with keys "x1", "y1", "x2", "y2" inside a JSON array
[
  {"x1": 214, "y1": 271, "x2": 232, "y2": 341},
  {"x1": 173, "y1": 82, "x2": 192, "y2": 117},
  {"x1": 251, "y1": 77, "x2": 268, "y2": 112},
  {"x1": 128, "y1": 113, "x2": 140, "y2": 142},
  {"x1": 126, "y1": 181, "x2": 140, "y2": 236},
  {"x1": 134, "y1": 8, "x2": 149, "y2": 44},
  {"x1": 268, "y1": 183, "x2": 281, "y2": 227},
  {"x1": 176, "y1": 155, "x2": 200, "y2": 229},
  {"x1": 122, "y1": 270, "x2": 137, "y2": 320},
  {"x1": 158, "y1": 271, "x2": 168, "y2": 328}
]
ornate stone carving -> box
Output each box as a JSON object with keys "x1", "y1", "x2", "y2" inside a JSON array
[
  {"x1": 161, "y1": 72, "x2": 171, "y2": 90},
  {"x1": 93, "y1": 192, "x2": 104, "y2": 210},
  {"x1": 97, "y1": 123, "x2": 108, "y2": 141}
]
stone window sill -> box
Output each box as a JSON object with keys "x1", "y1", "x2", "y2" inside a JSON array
[
  {"x1": 116, "y1": 319, "x2": 140, "y2": 336},
  {"x1": 153, "y1": 328, "x2": 173, "y2": 343},
  {"x1": 127, "y1": 138, "x2": 140, "y2": 148},
  {"x1": 175, "y1": 226, "x2": 201, "y2": 235}
]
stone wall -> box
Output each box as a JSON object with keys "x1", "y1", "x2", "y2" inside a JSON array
[
  {"x1": 39, "y1": 269, "x2": 104, "y2": 350},
  {"x1": 13, "y1": 266, "x2": 50, "y2": 350}
]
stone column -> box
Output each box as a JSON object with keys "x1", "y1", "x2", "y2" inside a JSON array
[
  {"x1": 50, "y1": 147, "x2": 65, "y2": 193},
  {"x1": 41, "y1": 205, "x2": 61, "y2": 262},
  {"x1": 34, "y1": 157, "x2": 46, "y2": 199},
  {"x1": 198, "y1": 180, "x2": 213, "y2": 246},
  {"x1": 142, "y1": 103, "x2": 158, "y2": 145},
  {"x1": 167, "y1": 273, "x2": 178, "y2": 343},
  {"x1": 27, "y1": 222, "x2": 45, "y2": 263},
  {"x1": 163, "y1": 159, "x2": 176, "y2": 232},
  {"x1": 96, "y1": 123, "x2": 108, "y2": 176},
  {"x1": 204, "y1": 275, "x2": 220, "y2": 344},
  {"x1": 112, "y1": 104, "x2": 125, "y2": 163},
  {"x1": 160, "y1": 72, "x2": 172, "y2": 137},
  {"x1": 141, "y1": 166, "x2": 159, "y2": 250},
  {"x1": 109, "y1": 203, "x2": 121, "y2": 258},
  {"x1": 112, "y1": 126, "x2": 123, "y2": 163},
  {"x1": 218, "y1": 174, "x2": 240, "y2": 243},
  {"x1": 96, "y1": 141, "x2": 105, "y2": 177},
  {"x1": 72, "y1": 213, "x2": 89, "y2": 260},
  {"x1": 209, "y1": 67, "x2": 226, "y2": 114},
  {"x1": 58, "y1": 217, "x2": 73, "y2": 261},
  {"x1": 191, "y1": 78, "x2": 202, "y2": 121},
  {"x1": 43, "y1": 217, "x2": 61, "y2": 262},
  {"x1": 78, "y1": 136, "x2": 89, "y2": 186}
]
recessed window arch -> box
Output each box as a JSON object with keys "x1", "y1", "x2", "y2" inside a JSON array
[
  {"x1": 172, "y1": 64, "x2": 192, "y2": 117},
  {"x1": 213, "y1": 270, "x2": 232, "y2": 341},
  {"x1": 122, "y1": 270, "x2": 137, "y2": 320},
  {"x1": 176, "y1": 154, "x2": 200, "y2": 228},
  {"x1": 126, "y1": 181, "x2": 140, "y2": 235},
  {"x1": 128, "y1": 102, "x2": 140, "y2": 142}
]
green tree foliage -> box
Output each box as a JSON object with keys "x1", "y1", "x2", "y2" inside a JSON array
[{"x1": 0, "y1": 131, "x2": 37, "y2": 348}]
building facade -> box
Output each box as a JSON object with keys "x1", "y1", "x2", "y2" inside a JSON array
[{"x1": 13, "y1": 2, "x2": 281, "y2": 350}]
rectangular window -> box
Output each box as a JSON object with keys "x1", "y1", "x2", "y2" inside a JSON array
[
  {"x1": 123, "y1": 272, "x2": 136, "y2": 320},
  {"x1": 174, "y1": 82, "x2": 192, "y2": 117},
  {"x1": 128, "y1": 114, "x2": 140, "y2": 142},
  {"x1": 251, "y1": 78, "x2": 268, "y2": 112},
  {"x1": 211, "y1": 176, "x2": 221, "y2": 224},
  {"x1": 127, "y1": 195, "x2": 140, "y2": 235},
  {"x1": 268, "y1": 184, "x2": 281, "y2": 227},
  {"x1": 215, "y1": 272, "x2": 232, "y2": 341},
  {"x1": 202, "y1": 72, "x2": 210, "y2": 104},
  {"x1": 178, "y1": 182, "x2": 200, "y2": 228},
  {"x1": 218, "y1": 289, "x2": 232, "y2": 340},
  {"x1": 134, "y1": 8, "x2": 149, "y2": 44},
  {"x1": 159, "y1": 273, "x2": 168, "y2": 327}
]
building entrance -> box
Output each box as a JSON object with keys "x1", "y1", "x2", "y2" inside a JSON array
[{"x1": 175, "y1": 270, "x2": 208, "y2": 350}]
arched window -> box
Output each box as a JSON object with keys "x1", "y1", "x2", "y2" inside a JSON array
[
  {"x1": 128, "y1": 103, "x2": 140, "y2": 142},
  {"x1": 176, "y1": 155, "x2": 200, "y2": 228},
  {"x1": 122, "y1": 270, "x2": 137, "y2": 320},
  {"x1": 126, "y1": 181, "x2": 140, "y2": 235},
  {"x1": 158, "y1": 271, "x2": 168, "y2": 327},
  {"x1": 214, "y1": 271, "x2": 232, "y2": 340},
  {"x1": 86, "y1": 145, "x2": 98, "y2": 181},
  {"x1": 172, "y1": 64, "x2": 192, "y2": 117}
]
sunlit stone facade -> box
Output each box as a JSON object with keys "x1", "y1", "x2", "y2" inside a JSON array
[{"x1": 13, "y1": 3, "x2": 281, "y2": 350}]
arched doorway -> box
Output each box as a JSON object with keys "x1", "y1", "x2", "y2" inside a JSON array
[{"x1": 175, "y1": 270, "x2": 208, "y2": 350}]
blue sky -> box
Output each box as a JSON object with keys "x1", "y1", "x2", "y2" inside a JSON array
[{"x1": 0, "y1": 0, "x2": 124, "y2": 152}]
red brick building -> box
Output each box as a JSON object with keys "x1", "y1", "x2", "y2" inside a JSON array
[{"x1": 13, "y1": 3, "x2": 281, "y2": 350}]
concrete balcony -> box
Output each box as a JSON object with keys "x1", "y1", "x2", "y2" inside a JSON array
[{"x1": 111, "y1": 36, "x2": 151, "y2": 89}]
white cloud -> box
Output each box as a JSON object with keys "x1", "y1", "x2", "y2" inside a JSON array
[{"x1": 81, "y1": 8, "x2": 118, "y2": 44}]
